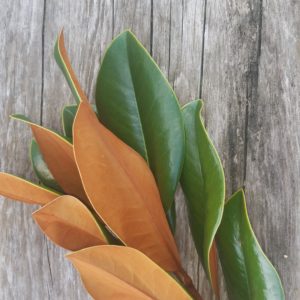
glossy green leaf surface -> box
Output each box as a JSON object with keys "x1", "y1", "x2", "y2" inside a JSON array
[
  {"x1": 166, "y1": 201, "x2": 176, "y2": 233},
  {"x1": 62, "y1": 105, "x2": 77, "y2": 138},
  {"x1": 95, "y1": 31, "x2": 184, "y2": 219},
  {"x1": 217, "y1": 190, "x2": 285, "y2": 300},
  {"x1": 62, "y1": 104, "x2": 98, "y2": 140},
  {"x1": 30, "y1": 140, "x2": 63, "y2": 192},
  {"x1": 180, "y1": 100, "x2": 225, "y2": 292}
]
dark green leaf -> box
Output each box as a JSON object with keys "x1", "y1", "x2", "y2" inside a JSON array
[
  {"x1": 217, "y1": 190, "x2": 285, "y2": 300},
  {"x1": 62, "y1": 105, "x2": 77, "y2": 138},
  {"x1": 166, "y1": 200, "x2": 176, "y2": 233},
  {"x1": 95, "y1": 31, "x2": 184, "y2": 227},
  {"x1": 180, "y1": 100, "x2": 225, "y2": 292},
  {"x1": 30, "y1": 140, "x2": 63, "y2": 193},
  {"x1": 62, "y1": 104, "x2": 98, "y2": 140}
]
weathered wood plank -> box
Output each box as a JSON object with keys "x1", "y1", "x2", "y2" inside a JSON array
[
  {"x1": 0, "y1": 0, "x2": 298, "y2": 299},
  {"x1": 41, "y1": 1, "x2": 113, "y2": 299},
  {"x1": 152, "y1": 0, "x2": 211, "y2": 298},
  {"x1": 0, "y1": 1, "x2": 50, "y2": 299},
  {"x1": 202, "y1": 0, "x2": 262, "y2": 193},
  {"x1": 202, "y1": 0, "x2": 262, "y2": 298},
  {"x1": 113, "y1": 0, "x2": 151, "y2": 46},
  {"x1": 245, "y1": 1, "x2": 300, "y2": 299}
]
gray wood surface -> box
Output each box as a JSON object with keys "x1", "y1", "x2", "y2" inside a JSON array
[{"x1": 0, "y1": 0, "x2": 298, "y2": 299}]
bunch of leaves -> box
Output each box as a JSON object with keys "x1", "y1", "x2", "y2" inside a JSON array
[{"x1": 0, "y1": 30, "x2": 284, "y2": 300}]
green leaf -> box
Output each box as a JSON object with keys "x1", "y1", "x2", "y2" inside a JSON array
[
  {"x1": 62, "y1": 104, "x2": 98, "y2": 140},
  {"x1": 30, "y1": 140, "x2": 63, "y2": 193},
  {"x1": 217, "y1": 190, "x2": 285, "y2": 300},
  {"x1": 166, "y1": 200, "x2": 176, "y2": 233},
  {"x1": 62, "y1": 105, "x2": 77, "y2": 138},
  {"x1": 11, "y1": 114, "x2": 31, "y2": 122},
  {"x1": 180, "y1": 100, "x2": 225, "y2": 293},
  {"x1": 95, "y1": 30, "x2": 184, "y2": 227}
]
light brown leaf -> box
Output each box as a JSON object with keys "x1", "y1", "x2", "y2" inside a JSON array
[
  {"x1": 33, "y1": 195, "x2": 107, "y2": 251},
  {"x1": 73, "y1": 101, "x2": 181, "y2": 272},
  {"x1": 67, "y1": 245, "x2": 192, "y2": 300},
  {"x1": 0, "y1": 172, "x2": 59, "y2": 205},
  {"x1": 11, "y1": 115, "x2": 89, "y2": 206}
]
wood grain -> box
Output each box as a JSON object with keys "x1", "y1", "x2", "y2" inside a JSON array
[
  {"x1": 245, "y1": 1, "x2": 300, "y2": 300},
  {"x1": 0, "y1": 0, "x2": 51, "y2": 299},
  {"x1": 0, "y1": 0, "x2": 299, "y2": 299},
  {"x1": 201, "y1": 1, "x2": 262, "y2": 298},
  {"x1": 152, "y1": 0, "x2": 211, "y2": 297},
  {"x1": 42, "y1": 1, "x2": 113, "y2": 299}
]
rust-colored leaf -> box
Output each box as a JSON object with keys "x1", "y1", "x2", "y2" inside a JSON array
[
  {"x1": 73, "y1": 101, "x2": 181, "y2": 272},
  {"x1": 11, "y1": 115, "x2": 89, "y2": 206},
  {"x1": 0, "y1": 172, "x2": 59, "y2": 205},
  {"x1": 67, "y1": 245, "x2": 192, "y2": 300},
  {"x1": 33, "y1": 195, "x2": 107, "y2": 251},
  {"x1": 209, "y1": 241, "x2": 219, "y2": 299},
  {"x1": 54, "y1": 30, "x2": 88, "y2": 104}
]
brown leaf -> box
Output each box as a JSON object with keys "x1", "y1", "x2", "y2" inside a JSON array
[
  {"x1": 11, "y1": 115, "x2": 89, "y2": 206},
  {"x1": 209, "y1": 241, "x2": 219, "y2": 299},
  {"x1": 33, "y1": 195, "x2": 107, "y2": 251},
  {"x1": 30, "y1": 126, "x2": 89, "y2": 203},
  {"x1": 55, "y1": 30, "x2": 89, "y2": 104},
  {"x1": 0, "y1": 172, "x2": 59, "y2": 205},
  {"x1": 67, "y1": 245, "x2": 192, "y2": 300},
  {"x1": 73, "y1": 101, "x2": 181, "y2": 272}
]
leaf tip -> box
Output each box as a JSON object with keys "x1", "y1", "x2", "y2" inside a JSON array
[
  {"x1": 10, "y1": 114, "x2": 32, "y2": 123},
  {"x1": 57, "y1": 28, "x2": 65, "y2": 50}
]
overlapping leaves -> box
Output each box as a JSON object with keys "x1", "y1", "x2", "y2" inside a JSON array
[
  {"x1": 0, "y1": 29, "x2": 285, "y2": 300},
  {"x1": 68, "y1": 246, "x2": 192, "y2": 300},
  {"x1": 33, "y1": 195, "x2": 107, "y2": 251},
  {"x1": 0, "y1": 31, "x2": 201, "y2": 300},
  {"x1": 96, "y1": 31, "x2": 184, "y2": 230}
]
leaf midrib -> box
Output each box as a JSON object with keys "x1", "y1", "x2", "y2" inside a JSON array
[
  {"x1": 125, "y1": 36, "x2": 150, "y2": 165},
  {"x1": 75, "y1": 259, "x2": 154, "y2": 299}
]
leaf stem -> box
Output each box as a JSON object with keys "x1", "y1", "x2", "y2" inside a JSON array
[{"x1": 175, "y1": 269, "x2": 204, "y2": 300}]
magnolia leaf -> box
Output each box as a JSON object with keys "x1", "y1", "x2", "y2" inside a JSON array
[
  {"x1": 67, "y1": 246, "x2": 192, "y2": 300},
  {"x1": 217, "y1": 190, "x2": 285, "y2": 300},
  {"x1": 181, "y1": 100, "x2": 225, "y2": 295},
  {"x1": 62, "y1": 104, "x2": 98, "y2": 140},
  {"x1": 11, "y1": 114, "x2": 89, "y2": 205},
  {"x1": 54, "y1": 30, "x2": 88, "y2": 104},
  {"x1": 62, "y1": 105, "x2": 77, "y2": 138},
  {"x1": 95, "y1": 30, "x2": 184, "y2": 225},
  {"x1": 33, "y1": 195, "x2": 108, "y2": 251},
  {"x1": 30, "y1": 140, "x2": 63, "y2": 192},
  {"x1": 166, "y1": 201, "x2": 176, "y2": 233},
  {"x1": 0, "y1": 172, "x2": 59, "y2": 205},
  {"x1": 73, "y1": 101, "x2": 181, "y2": 273}
]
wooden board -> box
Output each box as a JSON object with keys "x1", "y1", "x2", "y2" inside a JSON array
[
  {"x1": 245, "y1": 1, "x2": 300, "y2": 299},
  {"x1": 0, "y1": 1, "x2": 51, "y2": 299},
  {"x1": 201, "y1": 1, "x2": 262, "y2": 297},
  {"x1": 0, "y1": 0, "x2": 299, "y2": 299}
]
